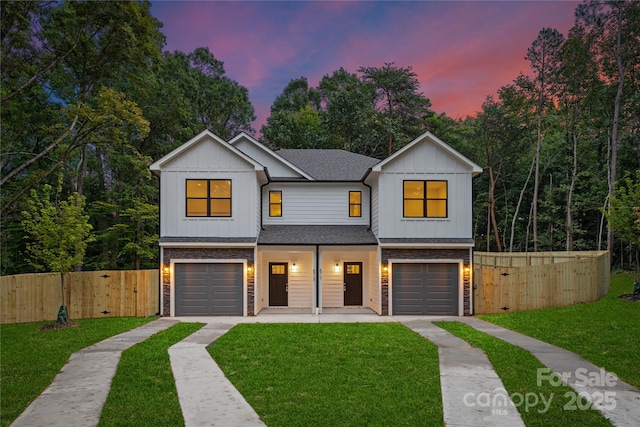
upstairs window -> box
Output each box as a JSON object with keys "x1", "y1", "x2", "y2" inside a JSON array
[
  {"x1": 349, "y1": 191, "x2": 362, "y2": 217},
  {"x1": 269, "y1": 191, "x2": 282, "y2": 217},
  {"x1": 186, "y1": 179, "x2": 231, "y2": 217},
  {"x1": 403, "y1": 180, "x2": 447, "y2": 218}
]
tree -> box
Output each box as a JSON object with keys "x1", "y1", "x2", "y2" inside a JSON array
[
  {"x1": 524, "y1": 28, "x2": 565, "y2": 252},
  {"x1": 21, "y1": 179, "x2": 93, "y2": 323},
  {"x1": 605, "y1": 171, "x2": 640, "y2": 281},
  {"x1": 358, "y1": 62, "x2": 432, "y2": 156},
  {"x1": 261, "y1": 77, "x2": 327, "y2": 148},
  {"x1": 317, "y1": 68, "x2": 378, "y2": 153},
  {"x1": 578, "y1": 0, "x2": 640, "y2": 257}
]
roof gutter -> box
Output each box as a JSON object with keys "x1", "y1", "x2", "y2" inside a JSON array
[{"x1": 361, "y1": 168, "x2": 373, "y2": 231}]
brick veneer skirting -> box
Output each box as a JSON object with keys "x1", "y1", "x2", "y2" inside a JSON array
[
  {"x1": 162, "y1": 247, "x2": 255, "y2": 316},
  {"x1": 381, "y1": 248, "x2": 472, "y2": 316}
]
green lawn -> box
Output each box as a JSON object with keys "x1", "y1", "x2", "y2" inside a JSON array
[
  {"x1": 436, "y1": 321, "x2": 612, "y2": 427},
  {"x1": 479, "y1": 273, "x2": 639, "y2": 388},
  {"x1": 0, "y1": 317, "x2": 154, "y2": 427},
  {"x1": 99, "y1": 322, "x2": 204, "y2": 426},
  {"x1": 209, "y1": 323, "x2": 443, "y2": 426}
]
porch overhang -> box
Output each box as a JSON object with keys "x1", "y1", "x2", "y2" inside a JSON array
[{"x1": 258, "y1": 225, "x2": 378, "y2": 246}]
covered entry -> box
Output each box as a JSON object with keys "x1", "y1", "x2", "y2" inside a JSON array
[
  {"x1": 392, "y1": 263, "x2": 459, "y2": 315},
  {"x1": 175, "y1": 263, "x2": 243, "y2": 316}
]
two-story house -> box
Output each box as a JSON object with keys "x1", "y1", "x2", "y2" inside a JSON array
[{"x1": 150, "y1": 130, "x2": 482, "y2": 317}]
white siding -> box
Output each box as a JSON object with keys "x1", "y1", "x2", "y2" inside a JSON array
[
  {"x1": 377, "y1": 141, "x2": 474, "y2": 239},
  {"x1": 320, "y1": 248, "x2": 374, "y2": 308},
  {"x1": 159, "y1": 139, "x2": 259, "y2": 238},
  {"x1": 368, "y1": 251, "x2": 380, "y2": 313},
  {"x1": 258, "y1": 249, "x2": 313, "y2": 309},
  {"x1": 371, "y1": 180, "x2": 379, "y2": 235},
  {"x1": 233, "y1": 139, "x2": 303, "y2": 178},
  {"x1": 262, "y1": 183, "x2": 370, "y2": 225}
]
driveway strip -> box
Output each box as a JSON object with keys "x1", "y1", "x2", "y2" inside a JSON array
[
  {"x1": 457, "y1": 317, "x2": 640, "y2": 427},
  {"x1": 402, "y1": 319, "x2": 526, "y2": 427},
  {"x1": 11, "y1": 318, "x2": 178, "y2": 427},
  {"x1": 168, "y1": 322, "x2": 265, "y2": 427}
]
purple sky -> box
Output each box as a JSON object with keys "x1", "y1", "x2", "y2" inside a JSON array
[{"x1": 150, "y1": 1, "x2": 580, "y2": 133}]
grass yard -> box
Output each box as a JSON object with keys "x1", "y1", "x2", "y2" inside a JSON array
[
  {"x1": 99, "y1": 322, "x2": 204, "y2": 426},
  {"x1": 0, "y1": 317, "x2": 154, "y2": 427},
  {"x1": 436, "y1": 321, "x2": 612, "y2": 427},
  {"x1": 209, "y1": 323, "x2": 443, "y2": 426},
  {"x1": 479, "y1": 273, "x2": 640, "y2": 388}
]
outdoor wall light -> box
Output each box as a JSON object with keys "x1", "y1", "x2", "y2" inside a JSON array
[
  {"x1": 382, "y1": 265, "x2": 388, "y2": 272},
  {"x1": 163, "y1": 265, "x2": 170, "y2": 275},
  {"x1": 247, "y1": 265, "x2": 253, "y2": 273},
  {"x1": 334, "y1": 263, "x2": 341, "y2": 272},
  {"x1": 291, "y1": 262, "x2": 299, "y2": 272},
  {"x1": 464, "y1": 266, "x2": 471, "y2": 274}
]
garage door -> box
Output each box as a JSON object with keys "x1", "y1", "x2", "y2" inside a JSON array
[
  {"x1": 175, "y1": 263, "x2": 243, "y2": 316},
  {"x1": 392, "y1": 263, "x2": 458, "y2": 315}
]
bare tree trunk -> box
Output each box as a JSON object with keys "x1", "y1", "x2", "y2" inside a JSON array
[
  {"x1": 608, "y1": 4, "x2": 625, "y2": 262},
  {"x1": 566, "y1": 129, "x2": 578, "y2": 251},
  {"x1": 488, "y1": 167, "x2": 502, "y2": 252},
  {"x1": 510, "y1": 156, "x2": 536, "y2": 252}
]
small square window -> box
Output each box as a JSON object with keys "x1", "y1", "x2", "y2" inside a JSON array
[
  {"x1": 403, "y1": 180, "x2": 447, "y2": 218},
  {"x1": 186, "y1": 179, "x2": 231, "y2": 217}
]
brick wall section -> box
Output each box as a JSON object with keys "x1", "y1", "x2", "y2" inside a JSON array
[
  {"x1": 162, "y1": 248, "x2": 255, "y2": 316},
  {"x1": 381, "y1": 248, "x2": 472, "y2": 316},
  {"x1": 381, "y1": 267, "x2": 389, "y2": 316}
]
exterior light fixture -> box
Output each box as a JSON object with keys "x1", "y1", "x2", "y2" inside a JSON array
[
  {"x1": 382, "y1": 265, "x2": 388, "y2": 272},
  {"x1": 464, "y1": 266, "x2": 471, "y2": 274},
  {"x1": 291, "y1": 262, "x2": 299, "y2": 272},
  {"x1": 163, "y1": 265, "x2": 170, "y2": 275},
  {"x1": 247, "y1": 265, "x2": 253, "y2": 273},
  {"x1": 334, "y1": 263, "x2": 340, "y2": 273}
]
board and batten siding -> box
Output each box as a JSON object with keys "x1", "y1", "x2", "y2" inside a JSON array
[
  {"x1": 159, "y1": 139, "x2": 260, "y2": 238},
  {"x1": 262, "y1": 183, "x2": 370, "y2": 226},
  {"x1": 376, "y1": 141, "x2": 474, "y2": 239}
]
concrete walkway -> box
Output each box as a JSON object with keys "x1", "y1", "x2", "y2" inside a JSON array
[
  {"x1": 11, "y1": 313, "x2": 640, "y2": 427},
  {"x1": 457, "y1": 317, "x2": 640, "y2": 427},
  {"x1": 168, "y1": 322, "x2": 264, "y2": 427},
  {"x1": 402, "y1": 319, "x2": 526, "y2": 427},
  {"x1": 11, "y1": 318, "x2": 179, "y2": 427}
]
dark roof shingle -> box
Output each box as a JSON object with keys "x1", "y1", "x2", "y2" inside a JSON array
[
  {"x1": 275, "y1": 149, "x2": 379, "y2": 181},
  {"x1": 258, "y1": 225, "x2": 378, "y2": 245}
]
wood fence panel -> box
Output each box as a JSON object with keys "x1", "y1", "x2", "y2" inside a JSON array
[
  {"x1": 473, "y1": 251, "x2": 609, "y2": 314},
  {"x1": 0, "y1": 270, "x2": 159, "y2": 324}
]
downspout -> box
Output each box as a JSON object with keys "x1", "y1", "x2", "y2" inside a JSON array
[
  {"x1": 362, "y1": 168, "x2": 373, "y2": 231},
  {"x1": 315, "y1": 244, "x2": 320, "y2": 314},
  {"x1": 157, "y1": 172, "x2": 162, "y2": 317},
  {"x1": 260, "y1": 181, "x2": 269, "y2": 231}
]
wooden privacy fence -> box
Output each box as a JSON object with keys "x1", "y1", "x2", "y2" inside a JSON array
[
  {"x1": 0, "y1": 270, "x2": 159, "y2": 324},
  {"x1": 473, "y1": 251, "x2": 610, "y2": 314}
]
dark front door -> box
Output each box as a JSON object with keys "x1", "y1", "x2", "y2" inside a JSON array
[
  {"x1": 344, "y1": 262, "x2": 363, "y2": 306},
  {"x1": 269, "y1": 263, "x2": 288, "y2": 306}
]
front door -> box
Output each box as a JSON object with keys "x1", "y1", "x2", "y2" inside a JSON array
[
  {"x1": 344, "y1": 262, "x2": 363, "y2": 306},
  {"x1": 269, "y1": 263, "x2": 288, "y2": 306}
]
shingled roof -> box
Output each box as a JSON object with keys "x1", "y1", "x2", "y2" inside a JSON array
[
  {"x1": 275, "y1": 149, "x2": 380, "y2": 181},
  {"x1": 258, "y1": 225, "x2": 378, "y2": 245}
]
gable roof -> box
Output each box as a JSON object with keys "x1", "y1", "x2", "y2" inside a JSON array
[
  {"x1": 276, "y1": 149, "x2": 380, "y2": 181},
  {"x1": 149, "y1": 130, "x2": 265, "y2": 174},
  {"x1": 370, "y1": 131, "x2": 483, "y2": 175},
  {"x1": 228, "y1": 132, "x2": 314, "y2": 180}
]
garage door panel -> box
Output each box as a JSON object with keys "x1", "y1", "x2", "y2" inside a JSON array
[
  {"x1": 175, "y1": 263, "x2": 243, "y2": 316},
  {"x1": 392, "y1": 263, "x2": 458, "y2": 315}
]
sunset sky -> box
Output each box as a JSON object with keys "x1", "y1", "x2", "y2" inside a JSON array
[{"x1": 150, "y1": 0, "x2": 581, "y2": 132}]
